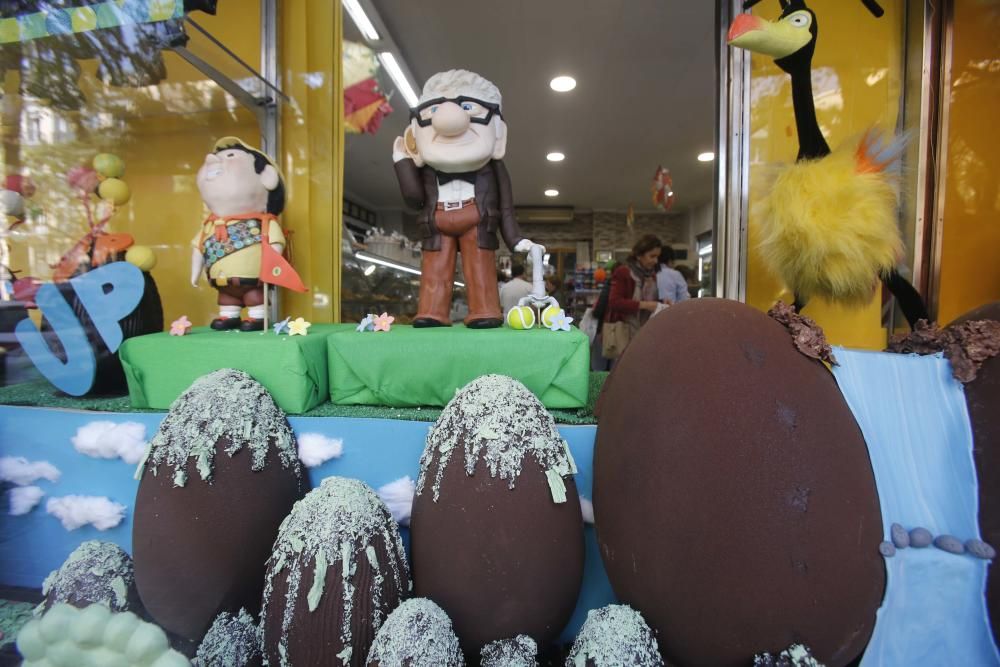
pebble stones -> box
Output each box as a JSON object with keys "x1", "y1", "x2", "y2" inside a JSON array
[
  {"x1": 261, "y1": 477, "x2": 409, "y2": 667},
  {"x1": 410, "y1": 375, "x2": 584, "y2": 655},
  {"x1": 132, "y1": 369, "x2": 303, "y2": 641},
  {"x1": 593, "y1": 299, "x2": 884, "y2": 667},
  {"x1": 40, "y1": 541, "x2": 141, "y2": 615},
  {"x1": 480, "y1": 635, "x2": 538, "y2": 667},
  {"x1": 890, "y1": 523, "x2": 909, "y2": 548},
  {"x1": 909, "y1": 527, "x2": 933, "y2": 548},
  {"x1": 565, "y1": 605, "x2": 663, "y2": 667},
  {"x1": 193, "y1": 609, "x2": 262, "y2": 667},
  {"x1": 878, "y1": 542, "x2": 896, "y2": 558},
  {"x1": 366, "y1": 598, "x2": 463, "y2": 667},
  {"x1": 933, "y1": 535, "x2": 966, "y2": 555},
  {"x1": 967, "y1": 539, "x2": 997, "y2": 560}
]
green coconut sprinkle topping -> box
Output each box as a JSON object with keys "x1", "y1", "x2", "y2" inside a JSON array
[
  {"x1": 416, "y1": 375, "x2": 577, "y2": 503},
  {"x1": 139, "y1": 369, "x2": 299, "y2": 487},
  {"x1": 567, "y1": 605, "x2": 663, "y2": 667},
  {"x1": 366, "y1": 598, "x2": 463, "y2": 666},
  {"x1": 481, "y1": 634, "x2": 538, "y2": 667},
  {"x1": 261, "y1": 477, "x2": 409, "y2": 667},
  {"x1": 193, "y1": 608, "x2": 262, "y2": 667},
  {"x1": 40, "y1": 540, "x2": 135, "y2": 614}
]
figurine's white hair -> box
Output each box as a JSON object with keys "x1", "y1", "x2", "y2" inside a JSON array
[{"x1": 419, "y1": 69, "x2": 502, "y2": 110}]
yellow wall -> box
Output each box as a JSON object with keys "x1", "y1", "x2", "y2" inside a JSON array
[
  {"x1": 935, "y1": 1, "x2": 1000, "y2": 324},
  {"x1": 744, "y1": 0, "x2": 905, "y2": 348}
]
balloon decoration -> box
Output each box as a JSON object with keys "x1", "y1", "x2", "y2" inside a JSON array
[
  {"x1": 54, "y1": 153, "x2": 144, "y2": 282},
  {"x1": 652, "y1": 165, "x2": 676, "y2": 211},
  {"x1": 343, "y1": 41, "x2": 394, "y2": 135}
]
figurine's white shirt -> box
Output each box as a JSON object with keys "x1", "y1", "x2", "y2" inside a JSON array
[{"x1": 437, "y1": 178, "x2": 475, "y2": 204}]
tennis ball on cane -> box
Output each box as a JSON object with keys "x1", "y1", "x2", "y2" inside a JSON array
[
  {"x1": 540, "y1": 305, "x2": 562, "y2": 328},
  {"x1": 506, "y1": 306, "x2": 535, "y2": 330}
]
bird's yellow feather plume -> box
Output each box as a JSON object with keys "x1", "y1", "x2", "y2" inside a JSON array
[{"x1": 754, "y1": 132, "x2": 904, "y2": 304}]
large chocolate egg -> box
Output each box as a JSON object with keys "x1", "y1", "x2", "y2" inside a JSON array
[
  {"x1": 133, "y1": 369, "x2": 303, "y2": 641},
  {"x1": 410, "y1": 375, "x2": 584, "y2": 655},
  {"x1": 594, "y1": 299, "x2": 884, "y2": 666},
  {"x1": 261, "y1": 477, "x2": 409, "y2": 666},
  {"x1": 949, "y1": 302, "x2": 1000, "y2": 639}
]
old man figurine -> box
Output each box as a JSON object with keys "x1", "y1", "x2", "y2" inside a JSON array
[{"x1": 392, "y1": 69, "x2": 538, "y2": 328}]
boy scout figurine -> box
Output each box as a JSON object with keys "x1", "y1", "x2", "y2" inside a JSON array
[
  {"x1": 192, "y1": 137, "x2": 304, "y2": 331},
  {"x1": 392, "y1": 69, "x2": 540, "y2": 328}
]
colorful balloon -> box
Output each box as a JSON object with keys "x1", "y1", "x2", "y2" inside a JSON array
[
  {"x1": 66, "y1": 166, "x2": 100, "y2": 194},
  {"x1": 92, "y1": 153, "x2": 125, "y2": 179},
  {"x1": 0, "y1": 189, "x2": 25, "y2": 218},
  {"x1": 98, "y1": 178, "x2": 131, "y2": 206}
]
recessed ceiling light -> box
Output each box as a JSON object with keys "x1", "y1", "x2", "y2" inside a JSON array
[
  {"x1": 546, "y1": 152, "x2": 565, "y2": 162},
  {"x1": 697, "y1": 151, "x2": 715, "y2": 162},
  {"x1": 544, "y1": 189, "x2": 559, "y2": 197},
  {"x1": 363, "y1": 264, "x2": 376, "y2": 276},
  {"x1": 550, "y1": 76, "x2": 576, "y2": 92}
]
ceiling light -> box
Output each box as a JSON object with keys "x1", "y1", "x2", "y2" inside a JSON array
[
  {"x1": 378, "y1": 52, "x2": 419, "y2": 108},
  {"x1": 697, "y1": 151, "x2": 715, "y2": 162},
  {"x1": 356, "y1": 251, "x2": 464, "y2": 286},
  {"x1": 342, "y1": 0, "x2": 381, "y2": 41},
  {"x1": 546, "y1": 152, "x2": 565, "y2": 162},
  {"x1": 544, "y1": 189, "x2": 559, "y2": 197},
  {"x1": 363, "y1": 264, "x2": 376, "y2": 276},
  {"x1": 549, "y1": 76, "x2": 576, "y2": 92}
]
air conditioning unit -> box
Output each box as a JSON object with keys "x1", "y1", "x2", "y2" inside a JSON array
[{"x1": 515, "y1": 207, "x2": 575, "y2": 223}]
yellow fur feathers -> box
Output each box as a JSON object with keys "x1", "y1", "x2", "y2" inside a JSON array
[{"x1": 754, "y1": 132, "x2": 904, "y2": 305}]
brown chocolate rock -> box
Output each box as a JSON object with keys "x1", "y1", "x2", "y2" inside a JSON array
[
  {"x1": 261, "y1": 477, "x2": 409, "y2": 667},
  {"x1": 366, "y1": 598, "x2": 463, "y2": 666},
  {"x1": 410, "y1": 375, "x2": 584, "y2": 656},
  {"x1": 949, "y1": 302, "x2": 1000, "y2": 640},
  {"x1": 132, "y1": 369, "x2": 303, "y2": 641},
  {"x1": 193, "y1": 608, "x2": 262, "y2": 667},
  {"x1": 565, "y1": 605, "x2": 663, "y2": 666},
  {"x1": 593, "y1": 299, "x2": 884, "y2": 667},
  {"x1": 41, "y1": 540, "x2": 142, "y2": 615}
]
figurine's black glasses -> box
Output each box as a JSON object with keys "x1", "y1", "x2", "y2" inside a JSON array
[{"x1": 410, "y1": 96, "x2": 502, "y2": 127}]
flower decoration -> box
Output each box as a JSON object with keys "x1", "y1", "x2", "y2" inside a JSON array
[
  {"x1": 169, "y1": 316, "x2": 192, "y2": 336},
  {"x1": 273, "y1": 316, "x2": 291, "y2": 335},
  {"x1": 356, "y1": 314, "x2": 375, "y2": 332},
  {"x1": 288, "y1": 317, "x2": 312, "y2": 336},
  {"x1": 547, "y1": 309, "x2": 573, "y2": 332},
  {"x1": 373, "y1": 312, "x2": 395, "y2": 332}
]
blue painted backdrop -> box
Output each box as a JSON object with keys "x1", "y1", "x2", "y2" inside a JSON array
[{"x1": 0, "y1": 406, "x2": 613, "y2": 641}]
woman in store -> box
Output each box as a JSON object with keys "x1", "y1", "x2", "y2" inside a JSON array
[{"x1": 602, "y1": 234, "x2": 663, "y2": 360}]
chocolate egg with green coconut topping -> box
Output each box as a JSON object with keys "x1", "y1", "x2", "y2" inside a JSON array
[
  {"x1": 132, "y1": 369, "x2": 304, "y2": 643},
  {"x1": 366, "y1": 598, "x2": 463, "y2": 666},
  {"x1": 410, "y1": 374, "x2": 584, "y2": 655},
  {"x1": 41, "y1": 541, "x2": 142, "y2": 615},
  {"x1": 261, "y1": 476, "x2": 409, "y2": 667},
  {"x1": 193, "y1": 608, "x2": 262, "y2": 667},
  {"x1": 566, "y1": 604, "x2": 663, "y2": 667},
  {"x1": 594, "y1": 299, "x2": 884, "y2": 666}
]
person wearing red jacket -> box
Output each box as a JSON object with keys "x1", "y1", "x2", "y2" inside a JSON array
[{"x1": 601, "y1": 235, "x2": 664, "y2": 360}]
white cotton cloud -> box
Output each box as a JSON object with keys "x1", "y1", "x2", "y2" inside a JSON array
[
  {"x1": 378, "y1": 476, "x2": 416, "y2": 526},
  {"x1": 9, "y1": 486, "x2": 44, "y2": 516},
  {"x1": 0, "y1": 457, "x2": 61, "y2": 486},
  {"x1": 46, "y1": 496, "x2": 126, "y2": 531},
  {"x1": 71, "y1": 421, "x2": 148, "y2": 465},
  {"x1": 297, "y1": 433, "x2": 343, "y2": 468},
  {"x1": 579, "y1": 496, "x2": 594, "y2": 524}
]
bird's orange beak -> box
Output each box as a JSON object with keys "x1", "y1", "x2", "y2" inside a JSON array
[{"x1": 728, "y1": 13, "x2": 765, "y2": 43}]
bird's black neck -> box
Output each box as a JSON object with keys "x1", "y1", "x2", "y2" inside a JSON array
[{"x1": 782, "y1": 58, "x2": 831, "y2": 161}]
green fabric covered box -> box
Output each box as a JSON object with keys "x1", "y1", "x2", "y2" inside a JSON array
[
  {"x1": 120, "y1": 324, "x2": 351, "y2": 414},
  {"x1": 327, "y1": 324, "x2": 590, "y2": 409}
]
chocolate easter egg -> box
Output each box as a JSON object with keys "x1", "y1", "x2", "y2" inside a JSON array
[
  {"x1": 594, "y1": 299, "x2": 884, "y2": 666},
  {"x1": 41, "y1": 541, "x2": 142, "y2": 615},
  {"x1": 133, "y1": 369, "x2": 303, "y2": 641},
  {"x1": 481, "y1": 635, "x2": 537, "y2": 667},
  {"x1": 366, "y1": 598, "x2": 463, "y2": 666},
  {"x1": 193, "y1": 608, "x2": 262, "y2": 667},
  {"x1": 410, "y1": 375, "x2": 584, "y2": 655},
  {"x1": 566, "y1": 605, "x2": 663, "y2": 667},
  {"x1": 949, "y1": 302, "x2": 1000, "y2": 639},
  {"x1": 261, "y1": 477, "x2": 409, "y2": 667}
]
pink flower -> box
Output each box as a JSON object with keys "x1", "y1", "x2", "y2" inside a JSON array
[
  {"x1": 169, "y1": 316, "x2": 192, "y2": 336},
  {"x1": 373, "y1": 312, "x2": 395, "y2": 332}
]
